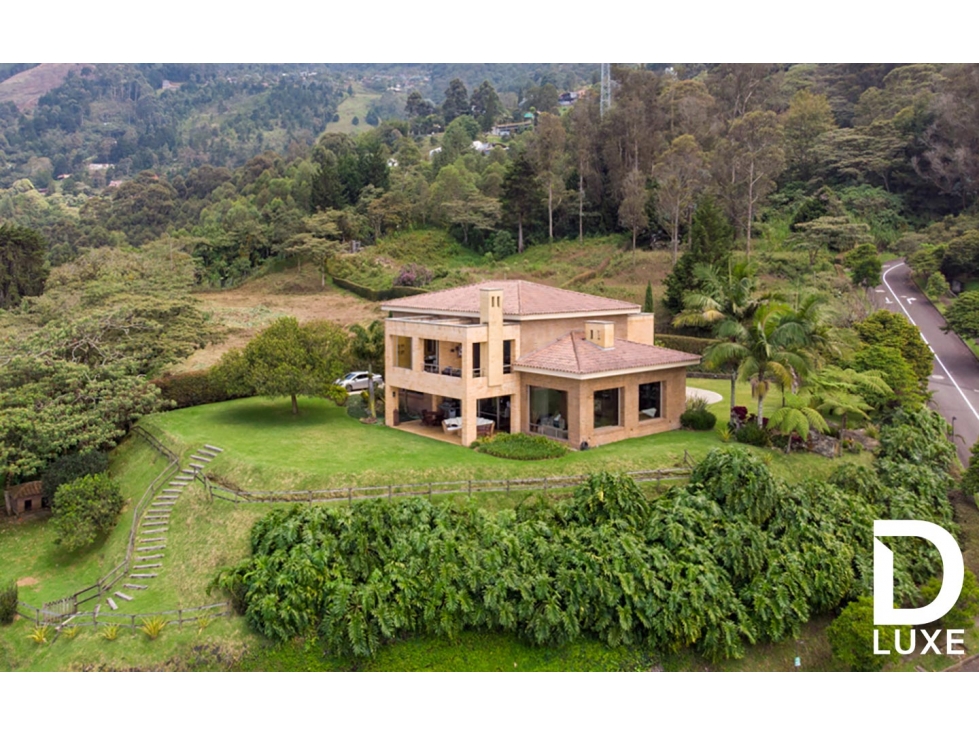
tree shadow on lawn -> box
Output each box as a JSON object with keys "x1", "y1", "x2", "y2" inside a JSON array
[{"x1": 206, "y1": 400, "x2": 340, "y2": 428}]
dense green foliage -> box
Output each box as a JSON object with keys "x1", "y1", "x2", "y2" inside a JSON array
[
  {"x1": 854, "y1": 310, "x2": 932, "y2": 383},
  {"x1": 212, "y1": 317, "x2": 349, "y2": 415},
  {"x1": 734, "y1": 423, "x2": 770, "y2": 446},
  {"x1": 151, "y1": 369, "x2": 256, "y2": 409},
  {"x1": 0, "y1": 581, "x2": 17, "y2": 625},
  {"x1": 962, "y1": 440, "x2": 979, "y2": 498},
  {"x1": 0, "y1": 357, "x2": 164, "y2": 483},
  {"x1": 214, "y1": 416, "x2": 955, "y2": 661},
  {"x1": 680, "y1": 408, "x2": 717, "y2": 430},
  {"x1": 944, "y1": 291, "x2": 979, "y2": 339},
  {"x1": 41, "y1": 450, "x2": 109, "y2": 504},
  {"x1": 0, "y1": 224, "x2": 49, "y2": 309},
  {"x1": 827, "y1": 597, "x2": 908, "y2": 672},
  {"x1": 843, "y1": 243, "x2": 882, "y2": 288},
  {"x1": 475, "y1": 432, "x2": 569, "y2": 460},
  {"x1": 50, "y1": 473, "x2": 125, "y2": 552},
  {"x1": 919, "y1": 570, "x2": 979, "y2": 631}
]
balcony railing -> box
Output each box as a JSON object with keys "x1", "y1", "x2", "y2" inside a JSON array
[
  {"x1": 503, "y1": 363, "x2": 512, "y2": 374},
  {"x1": 424, "y1": 363, "x2": 440, "y2": 374},
  {"x1": 472, "y1": 367, "x2": 483, "y2": 378}
]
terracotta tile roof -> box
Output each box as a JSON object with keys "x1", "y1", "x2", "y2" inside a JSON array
[
  {"x1": 515, "y1": 332, "x2": 701, "y2": 375},
  {"x1": 381, "y1": 280, "x2": 639, "y2": 317},
  {"x1": 4, "y1": 481, "x2": 42, "y2": 500}
]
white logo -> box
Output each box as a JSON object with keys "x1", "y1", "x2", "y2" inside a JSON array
[{"x1": 873, "y1": 520, "x2": 963, "y2": 625}]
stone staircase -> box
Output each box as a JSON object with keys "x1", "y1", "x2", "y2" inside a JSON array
[{"x1": 101, "y1": 444, "x2": 224, "y2": 610}]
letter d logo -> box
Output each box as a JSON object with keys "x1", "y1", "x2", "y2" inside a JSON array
[{"x1": 874, "y1": 520, "x2": 963, "y2": 625}]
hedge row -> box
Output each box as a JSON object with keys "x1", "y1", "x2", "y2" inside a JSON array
[
  {"x1": 654, "y1": 334, "x2": 717, "y2": 355},
  {"x1": 331, "y1": 276, "x2": 428, "y2": 302},
  {"x1": 152, "y1": 370, "x2": 256, "y2": 410}
]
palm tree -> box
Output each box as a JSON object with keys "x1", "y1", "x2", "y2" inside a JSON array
[
  {"x1": 806, "y1": 366, "x2": 891, "y2": 456},
  {"x1": 350, "y1": 320, "x2": 385, "y2": 421},
  {"x1": 705, "y1": 302, "x2": 816, "y2": 427},
  {"x1": 673, "y1": 261, "x2": 778, "y2": 413},
  {"x1": 768, "y1": 390, "x2": 830, "y2": 454}
]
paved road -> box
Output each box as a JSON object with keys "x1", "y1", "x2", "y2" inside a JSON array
[{"x1": 877, "y1": 260, "x2": 979, "y2": 466}]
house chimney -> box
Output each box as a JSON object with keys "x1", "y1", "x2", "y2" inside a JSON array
[
  {"x1": 480, "y1": 288, "x2": 504, "y2": 386},
  {"x1": 585, "y1": 321, "x2": 614, "y2": 349}
]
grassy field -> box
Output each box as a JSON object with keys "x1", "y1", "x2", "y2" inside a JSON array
[
  {"x1": 0, "y1": 377, "x2": 936, "y2": 672},
  {"x1": 140, "y1": 379, "x2": 854, "y2": 493},
  {"x1": 323, "y1": 83, "x2": 382, "y2": 135}
]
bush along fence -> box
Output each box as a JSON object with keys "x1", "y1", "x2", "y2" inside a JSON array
[
  {"x1": 18, "y1": 600, "x2": 231, "y2": 634},
  {"x1": 330, "y1": 275, "x2": 428, "y2": 302},
  {"x1": 202, "y1": 453, "x2": 695, "y2": 506},
  {"x1": 24, "y1": 425, "x2": 181, "y2": 621}
]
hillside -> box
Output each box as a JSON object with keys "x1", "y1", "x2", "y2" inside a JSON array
[{"x1": 0, "y1": 63, "x2": 91, "y2": 111}]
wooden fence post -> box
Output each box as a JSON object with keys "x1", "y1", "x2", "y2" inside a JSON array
[
  {"x1": 388, "y1": 485, "x2": 392, "y2": 500},
  {"x1": 348, "y1": 487, "x2": 352, "y2": 506},
  {"x1": 468, "y1": 480, "x2": 472, "y2": 497},
  {"x1": 657, "y1": 470, "x2": 661, "y2": 492},
  {"x1": 308, "y1": 491, "x2": 312, "y2": 505},
  {"x1": 428, "y1": 482, "x2": 432, "y2": 498},
  {"x1": 131, "y1": 615, "x2": 136, "y2": 630},
  {"x1": 179, "y1": 609, "x2": 183, "y2": 628}
]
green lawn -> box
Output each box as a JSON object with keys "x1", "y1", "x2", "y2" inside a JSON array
[
  {"x1": 0, "y1": 378, "x2": 876, "y2": 670},
  {"x1": 141, "y1": 380, "x2": 853, "y2": 493},
  {"x1": 323, "y1": 83, "x2": 381, "y2": 136}
]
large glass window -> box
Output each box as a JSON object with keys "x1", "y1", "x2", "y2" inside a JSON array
[
  {"x1": 529, "y1": 386, "x2": 568, "y2": 440},
  {"x1": 594, "y1": 388, "x2": 621, "y2": 428},
  {"x1": 473, "y1": 342, "x2": 482, "y2": 377},
  {"x1": 639, "y1": 381, "x2": 662, "y2": 421},
  {"x1": 395, "y1": 336, "x2": 412, "y2": 369},
  {"x1": 424, "y1": 339, "x2": 438, "y2": 373}
]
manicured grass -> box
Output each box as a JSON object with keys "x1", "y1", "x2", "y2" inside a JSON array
[
  {"x1": 0, "y1": 378, "x2": 870, "y2": 670},
  {"x1": 142, "y1": 385, "x2": 855, "y2": 493}
]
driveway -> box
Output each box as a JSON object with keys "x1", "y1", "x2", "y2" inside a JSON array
[{"x1": 877, "y1": 260, "x2": 979, "y2": 466}]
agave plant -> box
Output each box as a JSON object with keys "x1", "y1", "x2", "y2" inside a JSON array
[
  {"x1": 27, "y1": 625, "x2": 49, "y2": 644},
  {"x1": 196, "y1": 612, "x2": 213, "y2": 634},
  {"x1": 141, "y1": 616, "x2": 167, "y2": 640},
  {"x1": 101, "y1": 624, "x2": 120, "y2": 641},
  {"x1": 62, "y1": 626, "x2": 80, "y2": 641}
]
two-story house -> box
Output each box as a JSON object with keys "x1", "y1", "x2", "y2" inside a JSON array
[{"x1": 381, "y1": 280, "x2": 701, "y2": 449}]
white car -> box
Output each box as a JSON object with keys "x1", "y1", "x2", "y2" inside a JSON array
[{"x1": 335, "y1": 371, "x2": 384, "y2": 392}]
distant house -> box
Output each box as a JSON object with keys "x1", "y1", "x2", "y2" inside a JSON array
[
  {"x1": 490, "y1": 121, "x2": 533, "y2": 137},
  {"x1": 381, "y1": 280, "x2": 699, "y2": 448},
  {"x1": 471, "y1": 141, "x2": 507, "y2": 155}
]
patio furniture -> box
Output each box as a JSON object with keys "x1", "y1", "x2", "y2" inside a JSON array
[{"x1": 422, "y1": 409, "x2": 445, "y2": 427}]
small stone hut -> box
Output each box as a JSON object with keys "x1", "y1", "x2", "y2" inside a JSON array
[{"x1": 4, "y1": 481, "x2": 44, "y2": 516}]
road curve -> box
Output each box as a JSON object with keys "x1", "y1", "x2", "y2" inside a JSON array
[{"x1": 878, "y1": 260, "x2": 979, "y2": 466}]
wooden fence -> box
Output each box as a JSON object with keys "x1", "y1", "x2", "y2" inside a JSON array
[
  {"x1": 18, "y1": 600, "x2": 231, "y2": 631},
  {"x1": 33, "y1": 425, "x2": 180, "y2": 618},
  {"x1": 204, "y1": 458, "x2": 694, "y2": 506}
]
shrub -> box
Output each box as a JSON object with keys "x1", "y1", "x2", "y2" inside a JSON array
[
  {"x1": 101, "y1": 624, "x2": 120, "y2": 641},
  {"x1": 654, "y1": 334, "x2": 717, "y2": 355},
  {"x1": 28, "y1": 625, "x2": 49, "y2": 645},
  {"x1": 488, "y1": 231, "x2": 517, "y2": 259},
  {"x1": 680, "y1": 409, "x2": 717, "y2": 431},
  {"x1": 734, "y1": 423, "x2": 770, "y2": 447},
  {"x1": 42, "y1": 451, "x2": 109, "y2": 504},
  {"x1": 476, "y1": 432, "x2": 568, "y2": 460},
  {"x1": 51, "y1": 473, "x2": 125, "y2": 552},
  {"x1": 141, "y1": 616, "x2": 167, "y2": 640},
  {"x1": 925, "y1": 272, "x2": 949, "y2": 300},
  {"x1": 716, "y1": 425, "x2": 733, "y2": 443},
  {"x1": 393, "y1": 263, "x2": 433, "y2": 288},
  {"x1": 827, "y1": 597, "x2": 909, "y2": 671},
  {"x1": 0, "y1": 581, "x2": 17, "y2": 624},
  {"x1": 151, "y1": 369, "x2": 255, "y2": 410},
  {"x1": 919, "y1": 570, "x2": 979, "y2": 630}
]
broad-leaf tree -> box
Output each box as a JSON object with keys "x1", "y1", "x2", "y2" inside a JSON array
[
  {"x1": 213, "y1": 317, "x2": 348, "y2": 415},
  {"x1": 0, "y1": 223, "x2": 48, "y2": 309}
]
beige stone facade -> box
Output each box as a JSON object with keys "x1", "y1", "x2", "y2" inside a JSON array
[{"x1": 381, "y1": 281, "x2": 699, "y2": 449}]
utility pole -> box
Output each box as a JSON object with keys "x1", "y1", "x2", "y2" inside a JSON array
[{"x1": 600, "y1": 63, "x2": 612, "y2": 117}]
